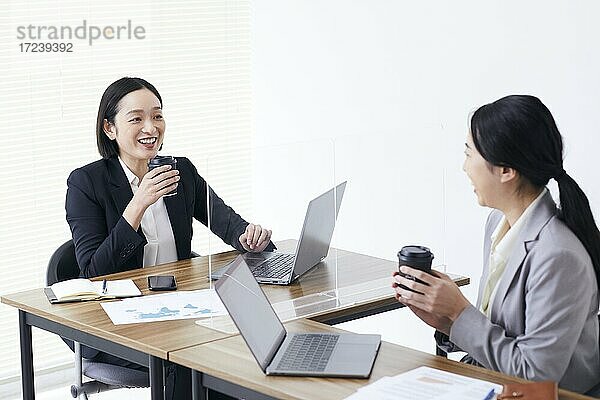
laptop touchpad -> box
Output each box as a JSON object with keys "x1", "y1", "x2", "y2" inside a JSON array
[{"x1": 334, "y1": 343, "x2": 375, "y2": 362}]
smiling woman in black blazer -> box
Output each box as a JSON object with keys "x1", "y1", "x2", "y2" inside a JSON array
[
  {"x1": 65, "y1": 77, "x2": 273, "y2": 400},
  {"x1": 67, "y1": 78, "x2": 274, "y2": 279}
]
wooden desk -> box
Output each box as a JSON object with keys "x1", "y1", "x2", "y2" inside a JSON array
[
  {"x1": 170, "y1": 319, "x2": 593, "y2": 400},
  {"x1": 3, "y1": 241, "x2": 462, "y2": 400},
  {"x1": 2, "y1": 257, "x2": 228, "y2": 400},
  {"x1": 210, "y1": 240, "x2": 469, "y2": 325}
]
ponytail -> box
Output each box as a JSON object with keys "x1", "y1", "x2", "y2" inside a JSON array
[{"x1": 555, "y1": 172, "x2": 600, "y2": 291}]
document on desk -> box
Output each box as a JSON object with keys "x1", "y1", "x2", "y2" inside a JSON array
[
  {"x1": 100, "y1": 289, "x2": 228, "y2": 324},
  {"x1": 343, "y1": 366, "x2": 502, "y2": 400}
]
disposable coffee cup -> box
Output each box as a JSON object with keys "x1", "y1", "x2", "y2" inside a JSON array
[
  {"x1": 148, "y1": 155, "x2": 177, "y2": 196},
  {"x1": 397, "y1": 245, "x2": 434, "y2": 293}
]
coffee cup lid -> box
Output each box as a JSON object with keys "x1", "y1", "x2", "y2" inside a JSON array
[
  {"x1": 398, "y1": 245, "x2": 432, "y2": 258},
  {"x1": 148, "y1": 155, "x2": 176, "y2": 166}
]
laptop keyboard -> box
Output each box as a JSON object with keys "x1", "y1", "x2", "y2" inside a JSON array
[
  {"x1": 276, "y1": 334, "x2": 339, "y2": 372},
  {"x1": 251, "y1": 253, "x2": 295, "y2": 279}
]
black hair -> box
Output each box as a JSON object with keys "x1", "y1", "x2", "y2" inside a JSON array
[
  {"x1": 470, "y1": 94, "x2": 600, "y2": 290},
  {"x1": 96, "y1": 77, "x2": 163, "y2": 159}
]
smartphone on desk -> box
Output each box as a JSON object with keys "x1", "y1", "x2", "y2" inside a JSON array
[{"x1": 148, "y1": 275, "x2": 177, "y2": 291}]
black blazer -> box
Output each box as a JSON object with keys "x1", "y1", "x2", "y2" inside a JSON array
[{"x1": 66, "y1": 156, "x2": 274, "y2": 279}]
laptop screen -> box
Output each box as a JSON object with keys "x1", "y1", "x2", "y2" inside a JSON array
[
  {"x1": 292, "y1": 181, "x2": 347, "y2": 279},
  {"x1": 214, "y1": 255, "x2": 286, "y2": 371}
]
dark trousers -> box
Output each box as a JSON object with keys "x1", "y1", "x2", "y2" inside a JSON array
[{"x1": 90, "y1": 351, "x2": 235, "y2": 400}]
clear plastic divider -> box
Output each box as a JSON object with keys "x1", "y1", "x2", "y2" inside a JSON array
[
  {"x1": 197, "y1": 140, "x2": 342, "y2": 333},
  {"x1": 328, "y1": 127, "x2": 447, "y2": 307},
  {"x1": 194, "y1": 127, "x2": 447, "y2": 334}
]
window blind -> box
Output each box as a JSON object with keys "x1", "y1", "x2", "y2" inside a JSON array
[{"x1": 0, "y1": 0, "x2": 251, "y2": 384}]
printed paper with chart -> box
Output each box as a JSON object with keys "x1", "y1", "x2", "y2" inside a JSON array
[{"x1": 100, "y1": 289, "x2": 228, "y2": 324}]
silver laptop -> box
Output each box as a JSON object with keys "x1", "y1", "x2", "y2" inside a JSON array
[
  {"x1": 210, "y1": 181, "x2": 347, "y2": 285},
  {"x1": 214, "y1": 255, "x2": 381, "y2": 378}
]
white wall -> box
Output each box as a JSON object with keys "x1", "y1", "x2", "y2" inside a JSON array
[{"x1": 250, "y1": 1, "x2": 600, "y2": 353}]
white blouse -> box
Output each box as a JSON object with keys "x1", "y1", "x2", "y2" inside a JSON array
[{"x1": 481, "y1": 188, "x2": 548, "y2": 317}]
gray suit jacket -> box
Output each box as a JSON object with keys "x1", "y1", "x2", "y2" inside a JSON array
[{"x1": 437, "y1": 191, "x2": 599, "y2": 393}]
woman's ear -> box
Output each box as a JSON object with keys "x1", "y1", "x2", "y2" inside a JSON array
[
  {"x1": 499, "y1": 166, "x2": 518, "y2": 184},
  {"x1": 103, "y1": 119, "x2": 116, "y2": 140}
]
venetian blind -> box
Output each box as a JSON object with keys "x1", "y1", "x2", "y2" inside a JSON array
[{"x1": 0, "y1": 0, "x2": 252, "y2": 384}]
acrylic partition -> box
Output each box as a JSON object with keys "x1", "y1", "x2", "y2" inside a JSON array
[
  {"x1": 328, "y1": 127, "x2": 448, "y2": 312},
  {"x1": 196, "y1": 140, "x2": 342, "y2": 333}
]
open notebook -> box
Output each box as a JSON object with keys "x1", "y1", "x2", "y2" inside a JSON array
[{"x1": 44, "y1": 278, "x2": 141, "y2": 303}]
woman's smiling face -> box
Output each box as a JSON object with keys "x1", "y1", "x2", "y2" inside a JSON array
[
  {"x1": 104, "y1": 88, "x2": 165, "y2": 164},
  {"x1": 463, "y1": 130, "x2": 502, "y2": 208}
]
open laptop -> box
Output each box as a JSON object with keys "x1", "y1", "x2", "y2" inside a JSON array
[
  {"x1": 210, "y1": 181, "x2": 347, "y2": 285},
  {"x1": 214, "y1": 255, "x2": 381, "y2": 377}
]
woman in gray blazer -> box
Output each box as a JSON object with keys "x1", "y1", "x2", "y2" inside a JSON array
[{"x1": 393, "y1": 95, "x2": 600, "y2": 393}]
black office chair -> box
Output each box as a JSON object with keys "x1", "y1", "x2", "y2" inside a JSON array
[
  {"x1": 589, "y1": 379, "x2": 600, "y2": 397},
  {"x1": 47, "y1": 240, "x2": 149, "y2": 399}
]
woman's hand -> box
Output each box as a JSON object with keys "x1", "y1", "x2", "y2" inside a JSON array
[
  {"x1": 135, "y1": 165, "x2": 180, "y2": 208},
  {"x1": 392, "y1": 267, "x2": 471, "y2": 335},
  {"x1": 405, "y1": 305, "x2": 454, "y2": 336},
  {"x1": 123, "y1": 165, "x2": 180, "y2": 229},
  {"x1": 239, "y1": 223, "x2": 272, "y2": 252}
]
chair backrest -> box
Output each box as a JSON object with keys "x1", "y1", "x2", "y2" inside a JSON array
[{"x1": 46, "y1": 240, "x2": 80, "y2": 286}]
